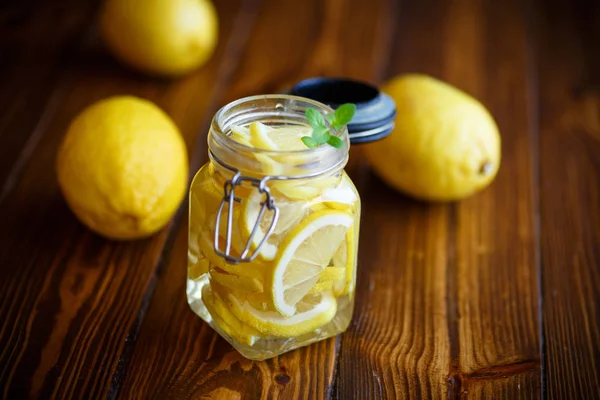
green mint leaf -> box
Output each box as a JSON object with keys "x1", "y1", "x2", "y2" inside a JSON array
[
  {"x1": 305, "y1": 108, "x2": 319, "y2": 125},
  {"x1": 305, "y1": 108, "x2": 327, "y2": 130},
  {"x1": 334, "y1": 103, "x2": 356, "y2": 125},
  {"x1": 302, "y1": 105, "x2": 355, "y2": 149},
  {"x1": 327, "y1": 113, "x2": 343, "y2": 129},
  {"x1": 312, "y1": 127, "x2": 330, "y2": 144},
  {"x1": 327, "y1": 135, "x2": 344, "y2": 148},
  {"x1": 301, "y1": 136, "x2": 318, "y2": 148}
]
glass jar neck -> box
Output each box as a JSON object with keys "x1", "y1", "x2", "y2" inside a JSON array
[{"x1": 208, "y1": 95, "x2": 349, "y2": 179}]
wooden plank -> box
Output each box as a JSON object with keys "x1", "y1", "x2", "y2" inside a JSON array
[
  {"x1": 461, "y1": 370, "x2": 540, "y2": 399},
  {"x1": 448, "y1": 0, "x2": 541, "y2": 385},
  {"x1": 536, "y1": 0, "x2": 600, "y2": 397},
  {"x1": 0, "y1": 0, "x2": 101, "y2": 199},
  {"x1": 334, "y1": 200, "x2": 451, "y2": 399},
  {"x1": 0, "y1": 1, "x2": 246, "y2": 398},
  {"x1": 336, "y1": 0, "x2": 541, "y2": 398},
  {"x1": 115, "y1": 0, "x2": 398, "y2": 398}
]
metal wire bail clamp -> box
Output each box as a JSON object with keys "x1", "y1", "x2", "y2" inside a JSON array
[{"x1": 213, "y1": 171, "x2": 280, "y2": 264}]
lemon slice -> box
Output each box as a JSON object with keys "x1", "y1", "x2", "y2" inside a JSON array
[
  {"x1": 266, "y1": 124, "x2": 314, "y2": 171},
  {"x1": 249, "y1": 122, "x2": 278, "y2": 150},
  {"x1": 229, "y1": 125, "x2": 252, "y2": 146},
  {"x1": 271, "y1": 209, "x2": 353, "y2": 316},
  {"x1": 188, "y1": 258, "x2": 210, "y2": 280},
  {"x1": 266, "y1": 125, "x2": 312, "y2": 151},
  {"x1": 203, "y1": 191, "x2": 250, "y2": 260},
  {"x1": 307, "y1": 281, "x2": 333, "y2": 294},
  {"x1": 248, "y1": 123, "x2": 316, "y2": 176},
  {"x1": 203, "y1": 284, "x2": 260, "y2": 346},
  {"x1": 190, "y1": 173, "x2": 223, "y2": 227},
  {"x1": 255, "y1": 154, "x2": 284, "y2": 176},
  {"x1": 237, "y1": 122, "x2": 282, "y2": 174},
  {"x1": 209, "y1": 267, "x2": 344, "y2": 307},
  {"x1": 332, "y1": 225, "x2": 357, "y2": 297},
  {"x1": 230, "y1": 125, "x2": 282, "y2": 178},
  {"x1": 248, "y1": 122, "x2": 313, "y2": 151},
  {"x1": 228, "y1": 291, "x2": 337, "y2": 337},
  {"x1": 272, "y1": 182, "x2": 321, "y2": 201},
  {"x1": 235, "y1": 123, "x2": 326, "y2": 180},
  {"x1": 211, "y1": 310, "x2": 257, "y2": 346},
  {"x1": 318, "y1": 266, "x2": 345, "y2": 282},
  {"x1": 209, "y1": 268, "x2": 264, "y2": 294},
  {"x1": 198, "y1": 230, "x2": 269, "y2": 277},
  {"x1": 239, "y1": 189, "x2": 307, "y2": 261},
  {"x1": 198, "y1": 231, "x2": 266, "y2": 293},
  {"x1": 307, "y1": 267, "x2": 345, "y2": 294},
  {"x1": 200, "y1": 231, "x2": 266, "y2": 294},
  {"x1": 319, "y1": 174, "x2": 359, "y2": 212},
  {"x1": 309, "y1": 203, "x2": 329, "y2": 213},
  {"x1": 212, "y1": 280, "x2": 271, "y2": 306},
  {"x1": 273, "y1": 175, "x2": 340, "y2": 201},
  {"x1": 199, "y1": 234, "x2": 225, "y2": 265}
]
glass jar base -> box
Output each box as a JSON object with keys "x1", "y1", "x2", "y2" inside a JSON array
[{"x1": 187, "y1": 276, "x2": 354, "y2": 360}]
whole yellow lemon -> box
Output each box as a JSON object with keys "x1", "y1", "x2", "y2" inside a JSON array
[
  {"x1": 56, "y1": 96, "x2": 188, "y2": 239},
  {"x1": 364, "y1": 74, "x2": 501, "y2": 201},
  {"x1": 100, "y1": 0, "x2": 218, "y2": 76}
]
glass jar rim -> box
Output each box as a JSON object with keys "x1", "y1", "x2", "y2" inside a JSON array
[
  {"x1": 211, "y1": 94, "x2": 348, "y2": 156},
  {"x1": 208, "y1": 94, "x2": 349, "y2": 179}
]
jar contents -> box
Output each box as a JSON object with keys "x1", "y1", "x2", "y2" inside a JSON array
[{"x1": 187, "y1": 119, "x2": 360, "y2": 360}]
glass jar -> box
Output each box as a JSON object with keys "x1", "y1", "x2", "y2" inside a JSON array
[{"x1": 187, "y1": 95, "x2": 361, "y2": 360}]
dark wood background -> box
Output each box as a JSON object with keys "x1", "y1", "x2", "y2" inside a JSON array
[{"x1": 1, "y1": 0, "x2": 599, "y2": 398}]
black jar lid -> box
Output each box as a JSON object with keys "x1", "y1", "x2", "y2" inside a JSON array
[{"x1": 289, "y1": 77, "x2": 396, "y2": 144}]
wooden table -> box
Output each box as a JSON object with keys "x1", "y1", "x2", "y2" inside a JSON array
[{"x1": 1, "y1": 0, "x2": 599, "y2": 398}]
